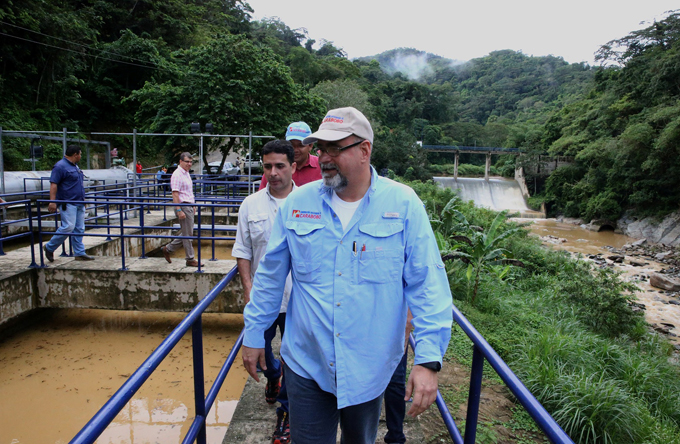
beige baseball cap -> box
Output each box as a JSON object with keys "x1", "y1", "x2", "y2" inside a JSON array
[{"x1": 303, "y1": 107, "x2": 373, "y2": 145}]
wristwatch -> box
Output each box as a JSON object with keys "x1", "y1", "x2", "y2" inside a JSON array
[
  {"x1": 175, "y1": 208, "x2": 183, "y2": 213},
  {"x1": 418, "y1": 361, "x2": 442, "y2": 372}
]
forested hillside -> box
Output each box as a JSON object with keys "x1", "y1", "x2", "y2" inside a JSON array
[
  {"x1": 1, "y1": 2, "x2": 679, "y2": 219},
  {"x1": 538, "y1": 13, "x2": 680, "y2": 220}
]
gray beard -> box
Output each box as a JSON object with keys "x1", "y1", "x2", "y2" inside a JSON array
[{"x1": 321, "y1": 165, "x2": 348, "y2": 192}]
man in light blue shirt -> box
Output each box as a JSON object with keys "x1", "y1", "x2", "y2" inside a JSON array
[{"x1": 242, "y1": 107, "x2": 452, "y2": 444}]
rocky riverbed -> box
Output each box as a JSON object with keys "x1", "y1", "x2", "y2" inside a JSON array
[{"x1": 526, "y1": 219, "x2": 680, "y2": 351}]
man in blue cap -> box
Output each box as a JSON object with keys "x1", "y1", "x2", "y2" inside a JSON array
[{"x1": 259, "y1": 121, "x2": 321, "y2": 190}]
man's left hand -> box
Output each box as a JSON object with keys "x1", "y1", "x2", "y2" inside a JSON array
[{"x1": 405, "y1": 364, "x2": 438, "y2": 417}]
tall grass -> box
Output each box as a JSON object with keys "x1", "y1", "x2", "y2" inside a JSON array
[{"x1": 406, "y1": 178, "x2": 680, "y2": 444}]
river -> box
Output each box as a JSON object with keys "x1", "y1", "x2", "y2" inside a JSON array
[{"x1": 524, "y1": 219, "x2": 680, "y2": 346}]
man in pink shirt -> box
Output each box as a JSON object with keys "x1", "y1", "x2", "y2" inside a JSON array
[
  {"x1": 162, "y1": 152, "x2": 201, "y2": 267},
  {"x1": 259, "y1": 122, "x2": 321, "y2": 189}
]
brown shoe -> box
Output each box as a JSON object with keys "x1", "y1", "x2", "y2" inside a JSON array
[
  {"x1": 185, "y1": 259, "x2": 203, "y2": 267},
  {"x1": 162, "y1": 246, "x2": 172, "y2": 263}
]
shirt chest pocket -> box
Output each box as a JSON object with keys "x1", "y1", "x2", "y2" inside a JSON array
[
  {"x1": 248, "y1": 213, "x2": 270, "y2": 246},
  {"x1": 357, "y1": 222, "x2": 405, "y2": 284},
  {"x1": 285, "y1": 220, "x2": 325, "y2": 282}
]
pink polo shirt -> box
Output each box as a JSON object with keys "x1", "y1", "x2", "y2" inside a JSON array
[
  {"x1": 170, "y1": 167, "x2": 195, "y2": 203},
  {"x1": 258, "y1": 154, "x2": 321, "y2": 190}
]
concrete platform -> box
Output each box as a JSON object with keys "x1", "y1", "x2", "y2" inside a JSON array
[{"x1": 0, "y1": 209, "x2": 244, "y2": 325}]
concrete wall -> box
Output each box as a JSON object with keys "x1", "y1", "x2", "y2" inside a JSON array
[
  {"x1": 0, "y1": 269, "x2": 36, "y2": 325},
  {"x1": 36, "y1": 265, "x2": 244, "y2": 313},
  {"x1": 514, "y1": 167, "x2": 531, "y2": 200}
]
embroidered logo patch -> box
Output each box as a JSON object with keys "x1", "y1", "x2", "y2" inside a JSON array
[
  {"x1": 323, "y1": 114, "x2": 344, "y2": 124},
  {"x1": 383, "y1": 212, "x2": 400, "y2": 218},
  {"x1": 292, "y1": 209, "x2": 322, "y2": 220}
]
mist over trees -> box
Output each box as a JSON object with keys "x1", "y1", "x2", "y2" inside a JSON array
[{"x1": 1, "y1": 2, "x2": 679, "y2": 218}]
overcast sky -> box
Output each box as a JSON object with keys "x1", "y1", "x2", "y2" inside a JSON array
[{"x1": 246, "y1": 0, "x2": 677, "y2": 64}]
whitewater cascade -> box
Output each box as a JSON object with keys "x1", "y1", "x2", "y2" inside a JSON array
[{"x1": 434, "y1": 176, "x2": 544, "y2": 218}]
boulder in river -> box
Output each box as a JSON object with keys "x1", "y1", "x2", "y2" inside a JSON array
[
  {"x1": 650, "y1": 272, "x2": 680, "y2": 291},
  {"x1": 632, "y1": 238, "x2": 647, "y2": 247},
  {"x1": 655, "y1": 251, "x2": 673, "y2": 260}
]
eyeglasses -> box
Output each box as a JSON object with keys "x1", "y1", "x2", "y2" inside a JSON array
[
  {"x1": 315, "y1": 139, "x2": 364, "y2": 157},
  {"x1": 182, "y1": 159, "x2": 193, "y2": 164}
]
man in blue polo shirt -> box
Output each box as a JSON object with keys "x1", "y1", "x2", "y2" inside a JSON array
[
  {"x1": 242, "y1": 107, "x2": 452, "y2": 443},
  {"x1": 44, "y1": 145, "x2": 94, "y2": 262}
]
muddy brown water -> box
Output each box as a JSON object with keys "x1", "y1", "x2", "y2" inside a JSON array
[
  {"x1": 524, "y1": 219, "x2": 680, "y2": 345},
  {"x1": 0, "y1": 309, "x2": 247, "y2": 444}
]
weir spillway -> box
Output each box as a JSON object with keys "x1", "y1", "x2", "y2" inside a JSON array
[{"x1": 434, "y1": 176, "x2": 545, "y2": 218}]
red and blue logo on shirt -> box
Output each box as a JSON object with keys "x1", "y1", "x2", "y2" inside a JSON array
[{"x1": 292, "y1": 209, "x2": 322, "y2": 220}]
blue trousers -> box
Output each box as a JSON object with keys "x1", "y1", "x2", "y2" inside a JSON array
[
  {"x1": 45, "y1": 203, "x2": 86, "y2": 256},
  {"x1": 384, "y1": 352, "x2": 408, "y2": 443},
  {"x1": 263, "y1": 312, "x2": 288, "y2": 414},
  {"x1": 284, "y1": 363, "x2": 384, "y2": 444}
]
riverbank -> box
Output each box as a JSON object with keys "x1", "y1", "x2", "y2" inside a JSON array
[{"x1": 525, "y1": 219, "x2": 680, "y2": 350}]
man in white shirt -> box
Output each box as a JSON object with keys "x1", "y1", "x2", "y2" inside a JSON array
[{"x1": 232, "y1": 139, "x2": 297, "y2": 444}]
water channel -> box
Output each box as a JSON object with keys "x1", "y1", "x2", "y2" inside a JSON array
[{"x1": 0, "y1": 309, "x2": 247, "y2": 444}]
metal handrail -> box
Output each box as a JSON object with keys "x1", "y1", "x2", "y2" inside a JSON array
[
  {"x1": 423, "y1": 305, "x2": 574, "y2": 444},
  {"x1": 70, "y1": 266, "x2": 242, "y2": 444},
  {"x1": 34, "y1": 198, "x2": 240, "y2": 270}
]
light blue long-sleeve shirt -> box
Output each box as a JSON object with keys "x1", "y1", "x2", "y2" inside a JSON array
[{"x1": 243, "y1": 167, "x2": 453, "y2": 408}]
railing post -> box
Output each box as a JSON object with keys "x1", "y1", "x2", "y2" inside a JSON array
[
  {"x1": 0, "y1": 201, "x2": 5, "y2": 256},
  {"x1": 0, "y1": 126, "x2": 6, "y2": 222},
  {"x1": 464, "y1": 345, "x2": 485, "y2": 444},
  {"x1": 124, "y1": 188, "x2": 129, "y2": 220},
  {"x1": 106, "y1": 201, "x2": 112, "y2": 241},
  {"x1": 140, "y1": 202, "x2": 147, "y2": 259},
  {"x1": 192, "y1": 318, "x2": 208, "y2": 444},
  {"x1": 196, "y1": 204, "x2": 202, "y2": 273},
  {"x1": 27, "y1": 201, "x2": 37, "y2": 268},
  {"x1": 37, "y1": 201, "x2": 45, "y2": 267},
  {"x1": 119, "y1": 200, "x2": 128, "y2": 271},
  {"x1": 210, "y1": 204, "x2": 216, "y2": 261}
]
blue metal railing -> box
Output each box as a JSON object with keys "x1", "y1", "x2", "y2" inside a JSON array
[
  {"x1": 422, "y1": 145, "x2": 521, "y2": 153},
  {"x1": 420, "y1": 305, "x2": 574, "y2": 444},
  {"x1": 33, "y1": 197, "x2": 242, "y2": 271},
  {"x1": 70, "y1": 266, "x2": 243, "y2": 444},
  {"x1": 1, "y1": 178, "x2": 254, "y2": 268},
  {"x1": 0, "y1": 199, "x2": 38, "y2": 266}
]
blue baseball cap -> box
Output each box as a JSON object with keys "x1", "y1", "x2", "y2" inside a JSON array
[{"x1": 285, "y1": 121, "x2": 312, "y2": 142}]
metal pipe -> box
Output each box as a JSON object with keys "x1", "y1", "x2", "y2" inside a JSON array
[
  {"x1": 191, "y1": 318, "x2": 207, "y2": 444},
  {"x1": 133, "y1": 129, "x2": 138, "y2": 216},
  {"x1": 248, "y1": 130, "x2": 252, "y2": 194},
  {"x1": 464, "y1": 346, "x2": 485, "y2": 444},
  {"x1": 118, "y1": 204, "x2": 127, "y2": 271},
  {"x1": 1, "y1": 127, "x2": 6, "y2": 220}
]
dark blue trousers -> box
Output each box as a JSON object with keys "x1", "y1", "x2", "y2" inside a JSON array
[
  {"x1": 262, "y1": 312, "x2": 288, "y2": 413},
  {"x1": 384, "y1": 352, "x2": 408, "y2": 443},
  {"x1": 284, "y1": 363, "x2": 384, "y2": 444}
]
